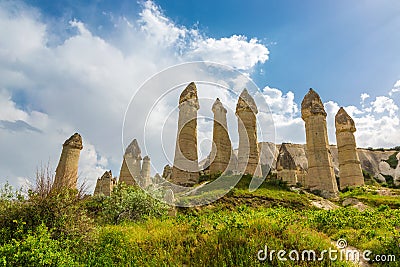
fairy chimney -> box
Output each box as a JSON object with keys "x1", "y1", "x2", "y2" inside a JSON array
[
  {"x1": 335, "y1": 107, "x2": 364, "y2": 190},
  {"x1": 119, "y1": 139, "x2": 142, "y2": 186},
  {"x1": 171, "y1": 82, "x2": 200, "y2": 186},
  {"x1": 236, "y1": 89, "x2": 262, "y2": 177},
  {"x1": 210, "y1": 98, "x2": 234, "y2": 175},
  {"x1": 301, "y1": 89, "x2": 338, "y2": 198},
  {"x1": 54, "y1": 133, "x2": 83, "y2": 189}
]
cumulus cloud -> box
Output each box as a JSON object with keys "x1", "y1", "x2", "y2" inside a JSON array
[
  {"x1": 0, "y1": 0, "x2": 271, "y2": 192},
  {"x1": 389, "y1": 80, "x2": 400, "y2": 96}
]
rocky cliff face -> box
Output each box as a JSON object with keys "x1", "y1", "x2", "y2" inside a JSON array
[{"x1": 257, "y1": 142, "x2": 400, "y2": 185}]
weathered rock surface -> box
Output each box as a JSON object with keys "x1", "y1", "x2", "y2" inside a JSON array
[
  {"x1": 335, "y1": 107, "x2": 364, "y2": 189},
  {"x1": 119, "y1": 139, "x2": 142, "y2": 186},
  {"x1": 171, "y1": 82, "x2": 200, "y2": 186},
  {"x1": 94, "y1": 170, "x2": 117, "y2": 196},
  {"x1": 54, "y1": 133, "x2": 83, "y2": 189},
  {"x1": 209, "y1": 98, "x2": 234, "y2": 175},
  {"x1": 236, "y1": 89, "x2": 262, "y2": 177},
  {"x1": 276, "y1": 143, "x2": 307, "y2": 185},
  {"x1": 141, "y1": 156, "x2": 151, "y2": 187},
  {"x1": 301, "y1": 89, "x2": 338, "y2": 198}
]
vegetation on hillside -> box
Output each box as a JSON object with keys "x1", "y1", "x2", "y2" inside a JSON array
[{"x1": 0, "y1": 172, "x2": 400, "y2": 266}]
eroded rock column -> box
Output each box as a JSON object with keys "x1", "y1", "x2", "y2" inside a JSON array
[
  {"x1": 236, "y1": 89, "x2": 262, "y2": 177},
  {"x1": 335, "y1": 107, "x2": 364, "y2": 190},
  {"x1": 141, "y1": 156, "x2": 151, "y2": 187},
  {"x1": 171, "y1": 82, "x2": 200, "y2": 186},
  {"x1": 54, "y1": 133, "x2": 83, "y2": 189},
  {"x1": 301, "y1": 89, "x2": 338, "y2": 197},
  {"x1": 119, "y1": 139, "x2": 142, "y2": 186},
  {"x1": 210, "y1": 98, "x2": 233, "y2": 176},
  {"x1": 94, "y1": 170, "x2": 116, "y2": 196}
]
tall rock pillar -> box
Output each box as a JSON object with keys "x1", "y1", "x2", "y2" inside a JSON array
[
  {"x1": 141, "y1": 156, "x2": 151, "y2": 187},
  {"x1": 210, "y1": 98, "x2": 233, "y2": 175},
  {"x1": 236, "y1": 89, "x2": 262, "y2": 177},
  {"x1": 301, "y1": 89, "x2": 338, "y2": 197},
  {"x1": 335, "y1": 107, "x2": 364, "y2": 190},
  {"x1": 54, "y1": 133, "x2": 83, "y2": 189},
  {"x1": 119, "y1": 139, "x2": 142, "y2": 186},
  {"x1": 171, "y1": 82, "x2": 200, "y2": 186}
]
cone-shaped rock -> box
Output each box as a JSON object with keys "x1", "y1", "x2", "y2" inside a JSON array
[
  {"x1": 119, "y1": 139, "x2": 142, "y2": 185},
  {"x1": 54, "y1": 133, "x2": 83, "y2": 189},
  {"x1": 171, "y1": 82, "x2": 200, "y2": 185},
  {"x1": 210, "y1": 98, "x2": 234, "y2": 175},
  {"x1": 94, "y1": 170, "x2": 117, "y2": 196},
  {"x1": 236, "y1": 89, "x2": 262, "y2": 177},
  {"x1": 335, "y1": 107, "x2": 364, "y2": 189},
  {"x1": 301, "y1": 89, "x2": 338, "y2": 198}
]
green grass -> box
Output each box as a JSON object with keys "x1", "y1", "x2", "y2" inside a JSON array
[{"x1": 1, "y1": 179, "x2": 400, "y2": 266}]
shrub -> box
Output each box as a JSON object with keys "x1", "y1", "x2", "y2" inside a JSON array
[
  {"x1": 0, "y1": 224, "x2": 76, "y2": 266},
  {"x1": 88, "y1": 183, "x2": 169, "y2": 225},
  {"x1": 0, "y1": 166, "x2": 94, "y2": 244}
]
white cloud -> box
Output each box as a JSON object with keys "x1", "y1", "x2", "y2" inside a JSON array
[
  {"x1": 0, "y1": 0, "x2": 271, "y2": 192},
  {"x1": 188, "y1": 35, "x2": 270, "y2": 70},
  {"x1": 371, "y1": 96, "x2": 398, "y2": 116},
  {"x1": 389, "y1": 80, "x2": 400, "y2": 96}
]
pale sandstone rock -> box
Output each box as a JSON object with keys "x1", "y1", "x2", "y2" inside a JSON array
[
  {"x1": 236, "y1": 89, "x2": 262, "y2": 177},
  {"x1": 54, "y1": 133, "x2": 83, "y2": 189},
  {"x1": 94, "y1": 170, "x2": 117, "y2": 196},
  {"x1": 162, "y1": 165, "x2": 172, "y2": 180},
  {"x1": 276, "y1": 143, "x2": 307, "y2": 185},
  {"x1": 335, "y1": 107, "x2": 364, "y2": 190},
  {"x1": 141, "y1": 156, "x2": 151, "y2": 187},
  {"x1": 171, "y1": 82, "x2": 200, "y2": 186},
  {"x1": 301, "y1": 89, "x2": 338, "y2": 198},
  {"x1": 119, "y1": 139, "x2": 142, "y2": 186},
  {"x1": 209, "y1": 98, "x2": 234, "y2": 175}
]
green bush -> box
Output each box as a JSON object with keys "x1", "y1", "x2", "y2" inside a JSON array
[
  {"x1": 87, "y1": 183, "x2": 169, "y2": 225},
  {"x1": 0, "y1": 224, "x2": 76, "y2": 266}
]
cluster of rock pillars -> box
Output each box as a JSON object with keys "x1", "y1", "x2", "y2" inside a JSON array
[{"x1": 52, "y1": 82, "x2": 364, "y2": 199}]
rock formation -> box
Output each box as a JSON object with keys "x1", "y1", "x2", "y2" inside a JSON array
[
  {"x1": 209, "y1": 98, "x2": 234, "y2": 175},
  {"x1": 119, "y1": 139, "x2": 142, "y2": 186},
  {"x1": 236, "y1": 89, "x2": 262, "y2": 177},
  {"x1": 171, "y1": 82, "x2": 200, "y2": 186},
  {"x1": 162, "y1": 165, "x2": 172, "y2": 180},
  {"x1": 141, "y1": 156, "x2": 151, "y2": 187},
  {"x1": 94, "y1": 170, "x2": 117, "y2": 196},
  {"x1": 276, "y1": 143, "x2": 307, "y2": 185},
  {"x1": 335, "y1": 107, "x2": 364, "y2": 189},
  {"x1": 54, "y1": 133, "x2": 83, "y2": 189},
  {"x1": 301, "y1": 89, "x2": 338, "y2": 197}
]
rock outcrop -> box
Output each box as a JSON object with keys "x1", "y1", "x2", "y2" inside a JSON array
[
  {"x1": 236, "y1": 89, "x2": 262, "y2": 177},
  {"x1": 119, "y1": 139, "x2": 142, "y2": 186},
  {"x1": 54, "y1": 133, "x2": 83, "y2": 189},
  {"x1": 335, "y1": 107, "x2": 364, "y2": 189},
  {"x1": 141, "y1": 156, "x2": 151, "y2": 187},
  {"x1": 276, "y1": 143, "x2": 307, "y2": 185},
  {"x1": 301, "y1": 89, "x2": 338, "y2": 198},
  {"x1": 171, "y1": 82, "x2": 200, "y2": 186},
  {"x1": 209, "y1": 98, "x2": 234, "y2": 175},
  {"x1": 94, "y1": 170, "x2": 117, "y2": 196}
]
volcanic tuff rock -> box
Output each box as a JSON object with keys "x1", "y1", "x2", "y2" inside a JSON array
[
  {"x1": 171, "y1": 82, "x2": 200, "y2": 186},
  {"x1": 210, "y1": 98, "x2": 235, "y2": 175},
  {"x1": 335, "y1": 107, "x2": 364, "y2": 189},
  {"x1": 54, "y1": 133, "x2": 83, "y2": 189},
  {"x1": 119, "y1": 139, "x2": 142, "y2": 186},
  {"x1": 301, "y1": 89, "x2": 338, "y2": 198},
  {"x1": 94, "y1": 170, "x2": 117, "y2": 196},
  {"x1": 236, "y1": 89, "x2": 262, "y2": 177}
]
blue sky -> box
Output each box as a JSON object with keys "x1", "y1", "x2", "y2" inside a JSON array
[{"x1": 0, "y1": 0, "x2": 399, "y2": 191}]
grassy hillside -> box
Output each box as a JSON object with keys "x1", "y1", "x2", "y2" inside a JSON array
[{"x1": 1, "y1": 175, "x2": 400, "y2": 266}]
